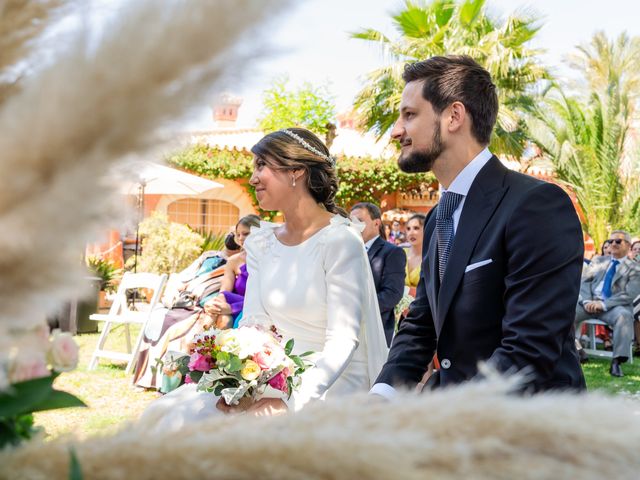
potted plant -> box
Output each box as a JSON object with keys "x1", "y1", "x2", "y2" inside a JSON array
[{"x1": 86, "y1": 256, "x2": 121, "y2": 309}]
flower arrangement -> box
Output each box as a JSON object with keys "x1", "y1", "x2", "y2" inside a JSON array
[
  {"x1": 395, "y1": 292, "x2": 415, "y2": 322},
  {"x1": 183, "y1": 325, "x2": 313, "y2": 406},
  {"x1": 0, "y1": 326, "x2": 85, "y2": 448}
]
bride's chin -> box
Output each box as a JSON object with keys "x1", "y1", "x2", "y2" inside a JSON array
[{"x1": 257, "y1": 200, "x2": 276, "y2": 211}]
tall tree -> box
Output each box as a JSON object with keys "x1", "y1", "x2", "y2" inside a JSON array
[
  {"x1": 258, "y1": 77, "x2": 336, "y2": 143},
  {"x1": 352, "y1": 0, "x2": 548, "y2": 158},
  {"x1": 568, "y1": 31, "x2": 640, "y2": 110},
  {"x1": 530, "y1": 32, "x2": 640, "y2": 247}
]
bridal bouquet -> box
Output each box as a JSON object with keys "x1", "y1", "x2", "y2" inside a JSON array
[{"x1": 184, "y1": 325, "x2": 313, "y2": 406}]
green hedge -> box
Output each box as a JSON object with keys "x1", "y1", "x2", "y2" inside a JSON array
[{"x1": 169, "y1": 145, "x2": 435, "y2": 210}]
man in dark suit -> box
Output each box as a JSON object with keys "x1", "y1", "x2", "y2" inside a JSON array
[
  {"x1": 372, "y1": 56, "x2": 586, "y2": 396},
  {"x1": 350, "y1": 202, "x2": 406, "y2": 346}
]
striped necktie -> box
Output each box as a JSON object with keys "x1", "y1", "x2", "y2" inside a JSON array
[{"x1": 436, "y1": 191, "x2": 464, "y2": 281}]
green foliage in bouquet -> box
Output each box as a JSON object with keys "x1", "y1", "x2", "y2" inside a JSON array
[
  {"x1": 0, "y1": 374, "x2": 85, "y2": 448},
  {"x1": 183, "y1": 328, "x2": 314, "y2": 406}
]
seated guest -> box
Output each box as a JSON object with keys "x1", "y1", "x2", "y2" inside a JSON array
[
  {"x1": 403, "y1": 213, "x2": 425, "y2": 297},
  {"x1": 384, "y1": 223, "x2": 392, "y2": 241},
  {"x1": 133, "y1": 215, "x2": 260, "y2": 389},
  {"x1": 600, "y1": 239, "x2": 612, "y2": 257},
  {"x1": 203, "y1": 214, "x2": 260, "y2": 329},
  {"x1": 629, "y1": 240, "x2": 640, "y2": 262},
  {"x1": 388, "y1": 220, "x2": 406, "y2": 246},
  {"x1": 351, "y1": 202, "x2": 406, "y2": 347},
  {"x1": 575, "y1": 230, "x2": 640, "y2": 377}
]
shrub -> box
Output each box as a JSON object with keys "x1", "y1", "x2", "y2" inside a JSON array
[{"x1": 132, "y1": 212, "x2": 204, "y2": 274}]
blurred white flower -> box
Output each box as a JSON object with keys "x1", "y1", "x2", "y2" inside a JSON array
[{"x1": 48, "y1": 330, "x2": 79, "y2": 372}]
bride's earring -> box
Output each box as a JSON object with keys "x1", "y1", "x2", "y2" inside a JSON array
[{"x1": 292, "y1": 176, "x2": 296, "y2": 187}]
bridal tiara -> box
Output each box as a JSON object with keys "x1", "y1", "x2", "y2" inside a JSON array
[{"x1": 281, "y1": 129, "x2": 336, "y2": 167}]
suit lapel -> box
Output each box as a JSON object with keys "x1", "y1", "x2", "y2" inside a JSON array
[
  {"x1": 367, "y1": 236, "x2": 384, "y2": 262},
  {"x1": 436, "y1": 157, "x2": 508, "y2": 335},
  {"x1": 425, "y1": 214, "x2": 439, "y2": 319}
]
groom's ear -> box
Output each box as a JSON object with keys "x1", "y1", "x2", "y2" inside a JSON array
[{"x1": 445, "y1": 101, "x2": 466, "y2": 134}]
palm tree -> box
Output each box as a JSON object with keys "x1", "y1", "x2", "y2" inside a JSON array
[
  {"x1": 568, "y1": 31, "x2": 640, "y2": 111},
  {"x1": 530, "y1": 90, "x2": 631, "y2": 248},
  {"x1": 352, "y1": 0, "x2": 548, "y2": 158},
  {"x1": 529, "y1": 32, "x2": 640, "y2": 247}
]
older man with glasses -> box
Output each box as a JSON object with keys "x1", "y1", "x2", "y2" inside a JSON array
[{"x1": 575, "y1": 230, "x2": 640, "y2": 376}]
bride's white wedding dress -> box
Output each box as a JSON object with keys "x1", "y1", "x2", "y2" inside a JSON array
[{"x1": 139, "y1": 215, "x2": 388, "y2": 431}]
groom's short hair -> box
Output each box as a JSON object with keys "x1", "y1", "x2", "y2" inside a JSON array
[{"x1": 403, "y1": 55, "x2": 498, "y2": 146}]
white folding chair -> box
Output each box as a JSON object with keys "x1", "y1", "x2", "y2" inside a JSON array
[
  {"x1": 88, "y1": 272, "x2": 168, "y2": 374},
  {"x1": 579, "y1": 318, "x2": 634, "y2": 364}
]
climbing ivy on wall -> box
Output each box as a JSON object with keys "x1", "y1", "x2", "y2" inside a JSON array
[{"x1": 169, "y1": 144, "x2": 435, "y2": 211}]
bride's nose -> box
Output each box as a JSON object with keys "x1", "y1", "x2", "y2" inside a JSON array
[{"x1": 249, "y1": 170, "x2": 259, "y2": 185}]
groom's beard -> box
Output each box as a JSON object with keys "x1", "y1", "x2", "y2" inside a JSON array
[{"x1": 398, "y1": 122, "x2": 442, "y2": 173}]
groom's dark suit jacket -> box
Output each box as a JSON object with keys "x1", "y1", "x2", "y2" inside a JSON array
[
  {"x1": 367, "y1": 236, "x2": 406, "y2": 347},
  {"x1": 376, "y1": 157, "x2": 586, "y2": 392}
]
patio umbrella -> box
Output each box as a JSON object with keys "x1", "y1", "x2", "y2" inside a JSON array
[
  {"x1": 120, "y1": 163, "x2": 224, "y2": 196},
  {"x1": 121, "y1": 163, "x2": 224, "y2": 272}
]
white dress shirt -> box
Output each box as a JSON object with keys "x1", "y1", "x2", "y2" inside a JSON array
[
  {"x1": 370, "y1": 147, "x2": 493, "y2": 400},
  {"x1": 364, "y1": 235, "x2": 380, "y2": 252},
  {"x1": 444, "y1": 147, "x2": 493, "y2": 234}
]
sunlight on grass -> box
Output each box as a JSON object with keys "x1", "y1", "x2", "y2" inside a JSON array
[
  {"x1": 582, "y1": 356, "x2": 640, "y2": 396},
  {"x1": 34, "y1": 326, "x2": 159, "y2": 440}
]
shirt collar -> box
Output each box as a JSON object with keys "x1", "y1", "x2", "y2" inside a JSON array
[
  {"x1": 365, "y1": 235, "x2": 380, "y2": 251},
  {"x1": 442, "y1": 147, "x2": 493, "y2": 197}
]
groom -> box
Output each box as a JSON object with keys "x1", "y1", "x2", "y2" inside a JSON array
[{"x1": 373, "y1": 56, "x2": 586, "y2": 395}]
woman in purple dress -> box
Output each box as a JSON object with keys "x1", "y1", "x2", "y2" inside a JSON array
[{"x1": 204, "y1": 215, "x2": 259, "y2": 328}]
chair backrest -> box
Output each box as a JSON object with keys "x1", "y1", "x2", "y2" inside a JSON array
[
  {"x1": 108, "y1": 272, "x2": 168, "y2": 317},
  {"x1": 161, "y1": 273, "x2": 183, "y2": 308}
]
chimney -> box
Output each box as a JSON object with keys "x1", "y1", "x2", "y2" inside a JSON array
[{"x1": 212, "y1": 93, "x2": 243, "y2": 127}]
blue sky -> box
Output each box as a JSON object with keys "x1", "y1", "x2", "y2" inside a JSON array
[
  {"x1": 202, "y1": 0, "x2": 639, "y2": 130},
  {"x1": 74, "y1": 0, "x2": 639, "y2": 130}
]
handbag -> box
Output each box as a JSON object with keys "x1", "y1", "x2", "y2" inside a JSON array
[{"x1": 172, "y1": 290, "x2": 197, "y2": 310}]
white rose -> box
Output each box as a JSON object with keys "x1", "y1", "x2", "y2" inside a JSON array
[
  {"x1": 9, "y1": 351, "x2": 50, "y2": 383},
  {"x1": 48, "y1": 331, "x2": 79, "y2": 372},
  {"x1": 215, "y1": 330, "x2": 242, "y2": 356}
]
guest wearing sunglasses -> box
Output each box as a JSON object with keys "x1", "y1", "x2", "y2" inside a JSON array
[{"x1": 575, "y1": 230, "x2": 640, "y2": 376}]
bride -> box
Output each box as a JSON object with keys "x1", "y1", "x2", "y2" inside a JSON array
[{"x1": 139, "y1": 128, "x2": 388, "y2": 427}]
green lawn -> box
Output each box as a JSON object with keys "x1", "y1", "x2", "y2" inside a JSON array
[
  {"x1": 34, "y1": 326, "x2": 638, "y2": 440},
  {"x1": 582, "y1": 355, "x2": 640, "y2": 396},
  {"x1": 34, "y1": 325, "x2": 159, "y2": 440}
]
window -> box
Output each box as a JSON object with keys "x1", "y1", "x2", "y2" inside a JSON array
[{"x1": 167, "y1": 199, "x2": 239, "y2": 234}]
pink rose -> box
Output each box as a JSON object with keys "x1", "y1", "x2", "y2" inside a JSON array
[
  {"x1": 253, "y1": 350, "x2": 275, "y2": 370},
  {"x1": 188, "y1": 352, "x2": 211, "y2": 372},
  {"x1": 48, "y1": 331, "x2": 79, "y2": 372},
  {"x1": 267, "y1": 370, "x2": 288, "y2": 393},
  {"x1": 9, "y1": 353, "x2": 50, "y2": 383},
  {"x1": 184, "y1": 374, "x2": 194, "y2": 384}
]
